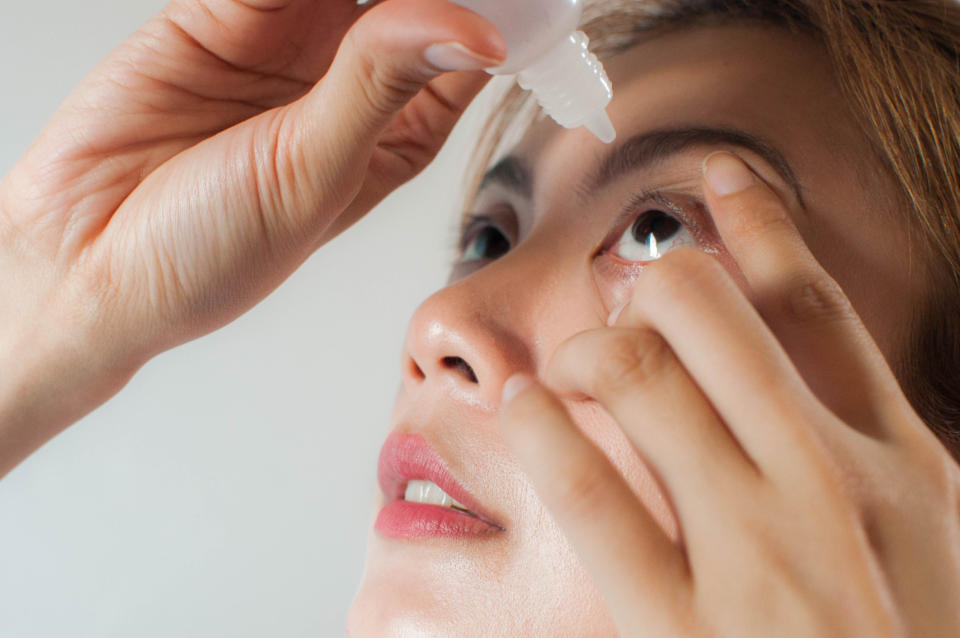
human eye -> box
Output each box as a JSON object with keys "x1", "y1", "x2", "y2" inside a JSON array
[
  {"x1": 607, "y1": 192, "x2": 698, "y2": 263},
  {"x1": 457, "y1": 213, "x2": 512, "y2": 263}
]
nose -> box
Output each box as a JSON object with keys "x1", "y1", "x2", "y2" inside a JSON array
[
  {"x1": 401, "y1": 285, "x2": 529, "y2": 409},
  {"x1": 400, "y1": 235, "x2": 609, "y2": 410},
  {"x1": 401, "y1": 260, "x2": 542, "y2": 410}
]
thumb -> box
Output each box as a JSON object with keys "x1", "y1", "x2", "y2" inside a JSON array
[
  {"x1": 85, "y1": 0, "x2": 506, "y2": 358},
  {"x1": 320, "y1": 0, "x2": 505, "y2": 143},
  {"x1": 286, "y1": 0, "x2": 505, "y2": 217}
]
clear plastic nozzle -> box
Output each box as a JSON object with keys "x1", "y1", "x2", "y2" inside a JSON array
[
  {"x1": 585, "y1": 111, "x2": 617, "y2": 144},
  {"x1": 516, "y1": 31, "x2": 615, "y2": 143}
]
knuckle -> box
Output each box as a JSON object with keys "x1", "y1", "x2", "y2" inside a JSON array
[
  {"x1": 769, "y1": 272, "x2": 854, "y2": 326},
  {"x1": 366, "y1": 61, "x2": 420, "y2": 116},
  {"x1": 895, "y1": 432, "x2": 960, "y2": 504},
  {"x1": 376, "y1": 102, "x2": 444, "y2": 177},
  {"x1": 728, "y1": 196, "x2": 795, "y2": 241},
  {"x1": 797, "y1": 442, "x2": 852, "y2": 504},
  {"x1": 774, "y1": 411, "x2": 851, "y2": 490},
  {"x1": 591, "y1": 330, "x2": 672, "y2": 394},
  {"x1": 347, "y1": 30, "x2": 422, "y2": 118}
]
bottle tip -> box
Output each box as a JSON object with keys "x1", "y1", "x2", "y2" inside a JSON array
[{"x1": 585, "y1": 110, "x2": 616, "y2": 144}]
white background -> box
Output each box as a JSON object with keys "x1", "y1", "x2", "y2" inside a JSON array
[{"x1": 0, "y1": 1, "x2": 497, "y2": 635}]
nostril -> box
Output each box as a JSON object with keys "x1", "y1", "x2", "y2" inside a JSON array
[
  {"x1": 441, "y1": 356, "x2": 479, "y2": 383},
  {"x1": 408, "y1": 357, "x2": 426, "y2": 381}
]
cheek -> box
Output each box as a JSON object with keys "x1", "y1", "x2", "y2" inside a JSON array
[
  {"x1": 562, "y1": 400, "x2": 681, "y2": 542},
  {"x1": 592, "y1": 249, "x2": 749, "y2": 319},
  {"x1": 353, "y1": 459, "x2": 622, "y2": 636},
  {"x1": 592, "y1": 256, "x2": 647, "y2": 315}
]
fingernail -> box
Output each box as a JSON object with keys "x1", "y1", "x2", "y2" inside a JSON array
[
  {"x1": 702, "y1": 152, "x2": 756, "y2": 196},
  {"x1": 501, "y1": 373, "x2": 534, "y2": 404},
  {"x1": 424, "y1": 42, "x2": 502, "y2": 72},
  {"x1": 606, "y1": 300, "x2": 628, "y2": 326}
]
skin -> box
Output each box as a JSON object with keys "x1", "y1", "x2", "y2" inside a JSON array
[
  {"x1": 2, "y1": 2, "x2": 959, "y2": 635},
  {"x1": 0, "y1": 0, "x2": 506, "y2": 478},
  {"x1": 347, "y1": 25, "x2": 960, "y2": 637}
]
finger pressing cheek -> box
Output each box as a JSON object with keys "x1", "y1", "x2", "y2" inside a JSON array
[
  {"x1": 542, "y1": 326, "x2": 760, "y2": 541},
  {"x1": 498, "y1": 373, "x2": 690, "y2": 629}
]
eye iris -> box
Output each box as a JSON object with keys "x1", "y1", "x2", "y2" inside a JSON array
[
  {"x1": 473, "y1": 227, "x2": 509, "y2": 259},
  {"x1": 632, "y1": 210, "x2": 680, "y2": 244}
]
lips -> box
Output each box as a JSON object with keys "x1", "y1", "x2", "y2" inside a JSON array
[{"x1": 375, "y1": 432, "x2": 505, "y2": 538}]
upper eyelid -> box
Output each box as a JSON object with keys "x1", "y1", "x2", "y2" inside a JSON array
[
  {"x1": 605, "y1": 188, "x2": 716, "y2": 256},
  {"x1": 460, "y1": 203, "x2": 518, "y2": 238},
  {"x1": 459, "y1": 213, "x2": 498, "y2": 241},
  {"x1": 629, "y1": 190, "x2": 686, "y2": 218},
  {"x1": 459, "y1": 187, "x2": 710, "y2": 258},
  {"x1": 615, "y1": 189, "x2": 700, "y2": 234}
]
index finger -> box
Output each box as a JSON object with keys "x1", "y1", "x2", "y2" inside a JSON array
[{"x1": 701, "y1": 151, "x2": 910, "y2": 437}]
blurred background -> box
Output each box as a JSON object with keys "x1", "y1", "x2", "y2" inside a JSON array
[{"x1": 0, "y1": 1, "x2": 500, "y2": 635}]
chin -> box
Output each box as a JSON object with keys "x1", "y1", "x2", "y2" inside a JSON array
[
  {"x1": 346, "y1": 535, "x2": 620, "y2": 638},
  {"x1": 345, "y1": 536, "x2": 513, "y2": 637}
]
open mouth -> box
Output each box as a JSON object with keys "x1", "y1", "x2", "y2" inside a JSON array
[
  {"x1": 403, "y1": 479, "x2": 479, "y2": 517},
  {"x1": 375, "y1": 432, "x2": 505, "y2": 537}
]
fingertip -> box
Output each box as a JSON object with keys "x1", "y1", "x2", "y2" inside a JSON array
[
  {"x1": 369, "y1": 0, "x2": 507, "y2": 66},
  {"x1": 606, "y1": 300, "x2": 629, "y2": 326},
  {"x1": 501, "y1": 373, "x2": 535, "y2": 404},
  {"x1": 702, "y1": 151, "x2": 757, "y2": 197},
  {"x1": 498, "y1": 373, "x2": 549, "y2": 447},
  {"x1": 303, "y1": 0, "x2": 506, "y2": 172},
  {"x1": 423, "y1": 41, "x2": 503, "y2": 72},
  {"x1": 443, "y1": 3, "x2": 507, "y2": 65}
]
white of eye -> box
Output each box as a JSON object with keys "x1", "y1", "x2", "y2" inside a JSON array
[{"x1": 613, "y1": 210, "x2": 695, "y2": 262}]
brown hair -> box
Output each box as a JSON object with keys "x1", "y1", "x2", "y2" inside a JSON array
[{"x1": 467, "y1": 0, "x2": 960, "y2": 458}]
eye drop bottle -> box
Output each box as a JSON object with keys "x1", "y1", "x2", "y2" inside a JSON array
[{"x1": 450, "y1": 0, "x2": 616, "y2": 143}]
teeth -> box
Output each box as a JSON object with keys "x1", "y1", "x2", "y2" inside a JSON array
[{"x1": 404, "y1": 480, "x2": 470, "y2": 512}]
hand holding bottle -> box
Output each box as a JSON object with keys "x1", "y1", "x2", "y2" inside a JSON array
[{"x1": 0, "y1": 0, "x2": 505, "y2": 477}]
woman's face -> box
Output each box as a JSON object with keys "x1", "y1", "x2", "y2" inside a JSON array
[{"x1": 348, "y1": 23, "x2": 918, "y2": 636}]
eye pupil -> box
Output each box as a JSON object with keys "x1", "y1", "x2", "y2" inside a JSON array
[
  {"x1": 474, "y1": 227, "x2": 510, "y2": 259},
  {"x1": 632, "y1": 210, "x2": 680, "y2": 243}
]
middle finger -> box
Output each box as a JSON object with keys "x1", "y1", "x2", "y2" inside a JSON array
[
  {"x1": 546, "y1": 326, "x2": 762, "y2": 537},
  {"x1": 614, "y1": 247, "x2": 835, "y2": 477}
]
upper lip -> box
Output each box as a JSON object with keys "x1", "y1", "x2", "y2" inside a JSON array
[{"x1": 377, "y1": 431, "x2": 505, "y2": 531}]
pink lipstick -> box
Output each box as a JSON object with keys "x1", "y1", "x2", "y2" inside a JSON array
[{"x1": 375, "y1": 432, "x2": 504, "y2": 539}]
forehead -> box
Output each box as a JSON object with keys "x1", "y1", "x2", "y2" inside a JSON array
[
  {"x1": 498, "y1": 22, "x2": 872, "y2": 208},
  {"x1": 468, "y1": 22, "x2": 918, "y2": 364}
]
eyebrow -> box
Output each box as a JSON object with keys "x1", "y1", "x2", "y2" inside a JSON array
[
  {"x1": 587, "y1": 126, "x2": 805, "y2": 206},
  {"x1": 479, "y1": 155, "x2": 534, "y2": 199},
  {"x1": 477, "y1": 126, "x2": 805, "y2": 208}
]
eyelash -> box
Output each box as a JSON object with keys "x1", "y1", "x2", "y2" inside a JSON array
[
  {"x1": 455, "y1": 213, "x2": 511, "y2": 262},
  {"x1": 613, "y1": 190, "x2": 701, "y2": 243},
  {"x1": 454, "y1": 190, "x2": 707, "y2": 264},
  {"x1": 626, "y1": 190, "x2": 697, "y2": 230}
]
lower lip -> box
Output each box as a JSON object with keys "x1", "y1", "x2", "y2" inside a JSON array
[{"x1": 375, "y1": 501, "x2": 501, "y2": 539}]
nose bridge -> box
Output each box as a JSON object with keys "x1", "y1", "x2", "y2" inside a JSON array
[{"x1": 402, "y1": 249, "x2": 585, "y2": 410}]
